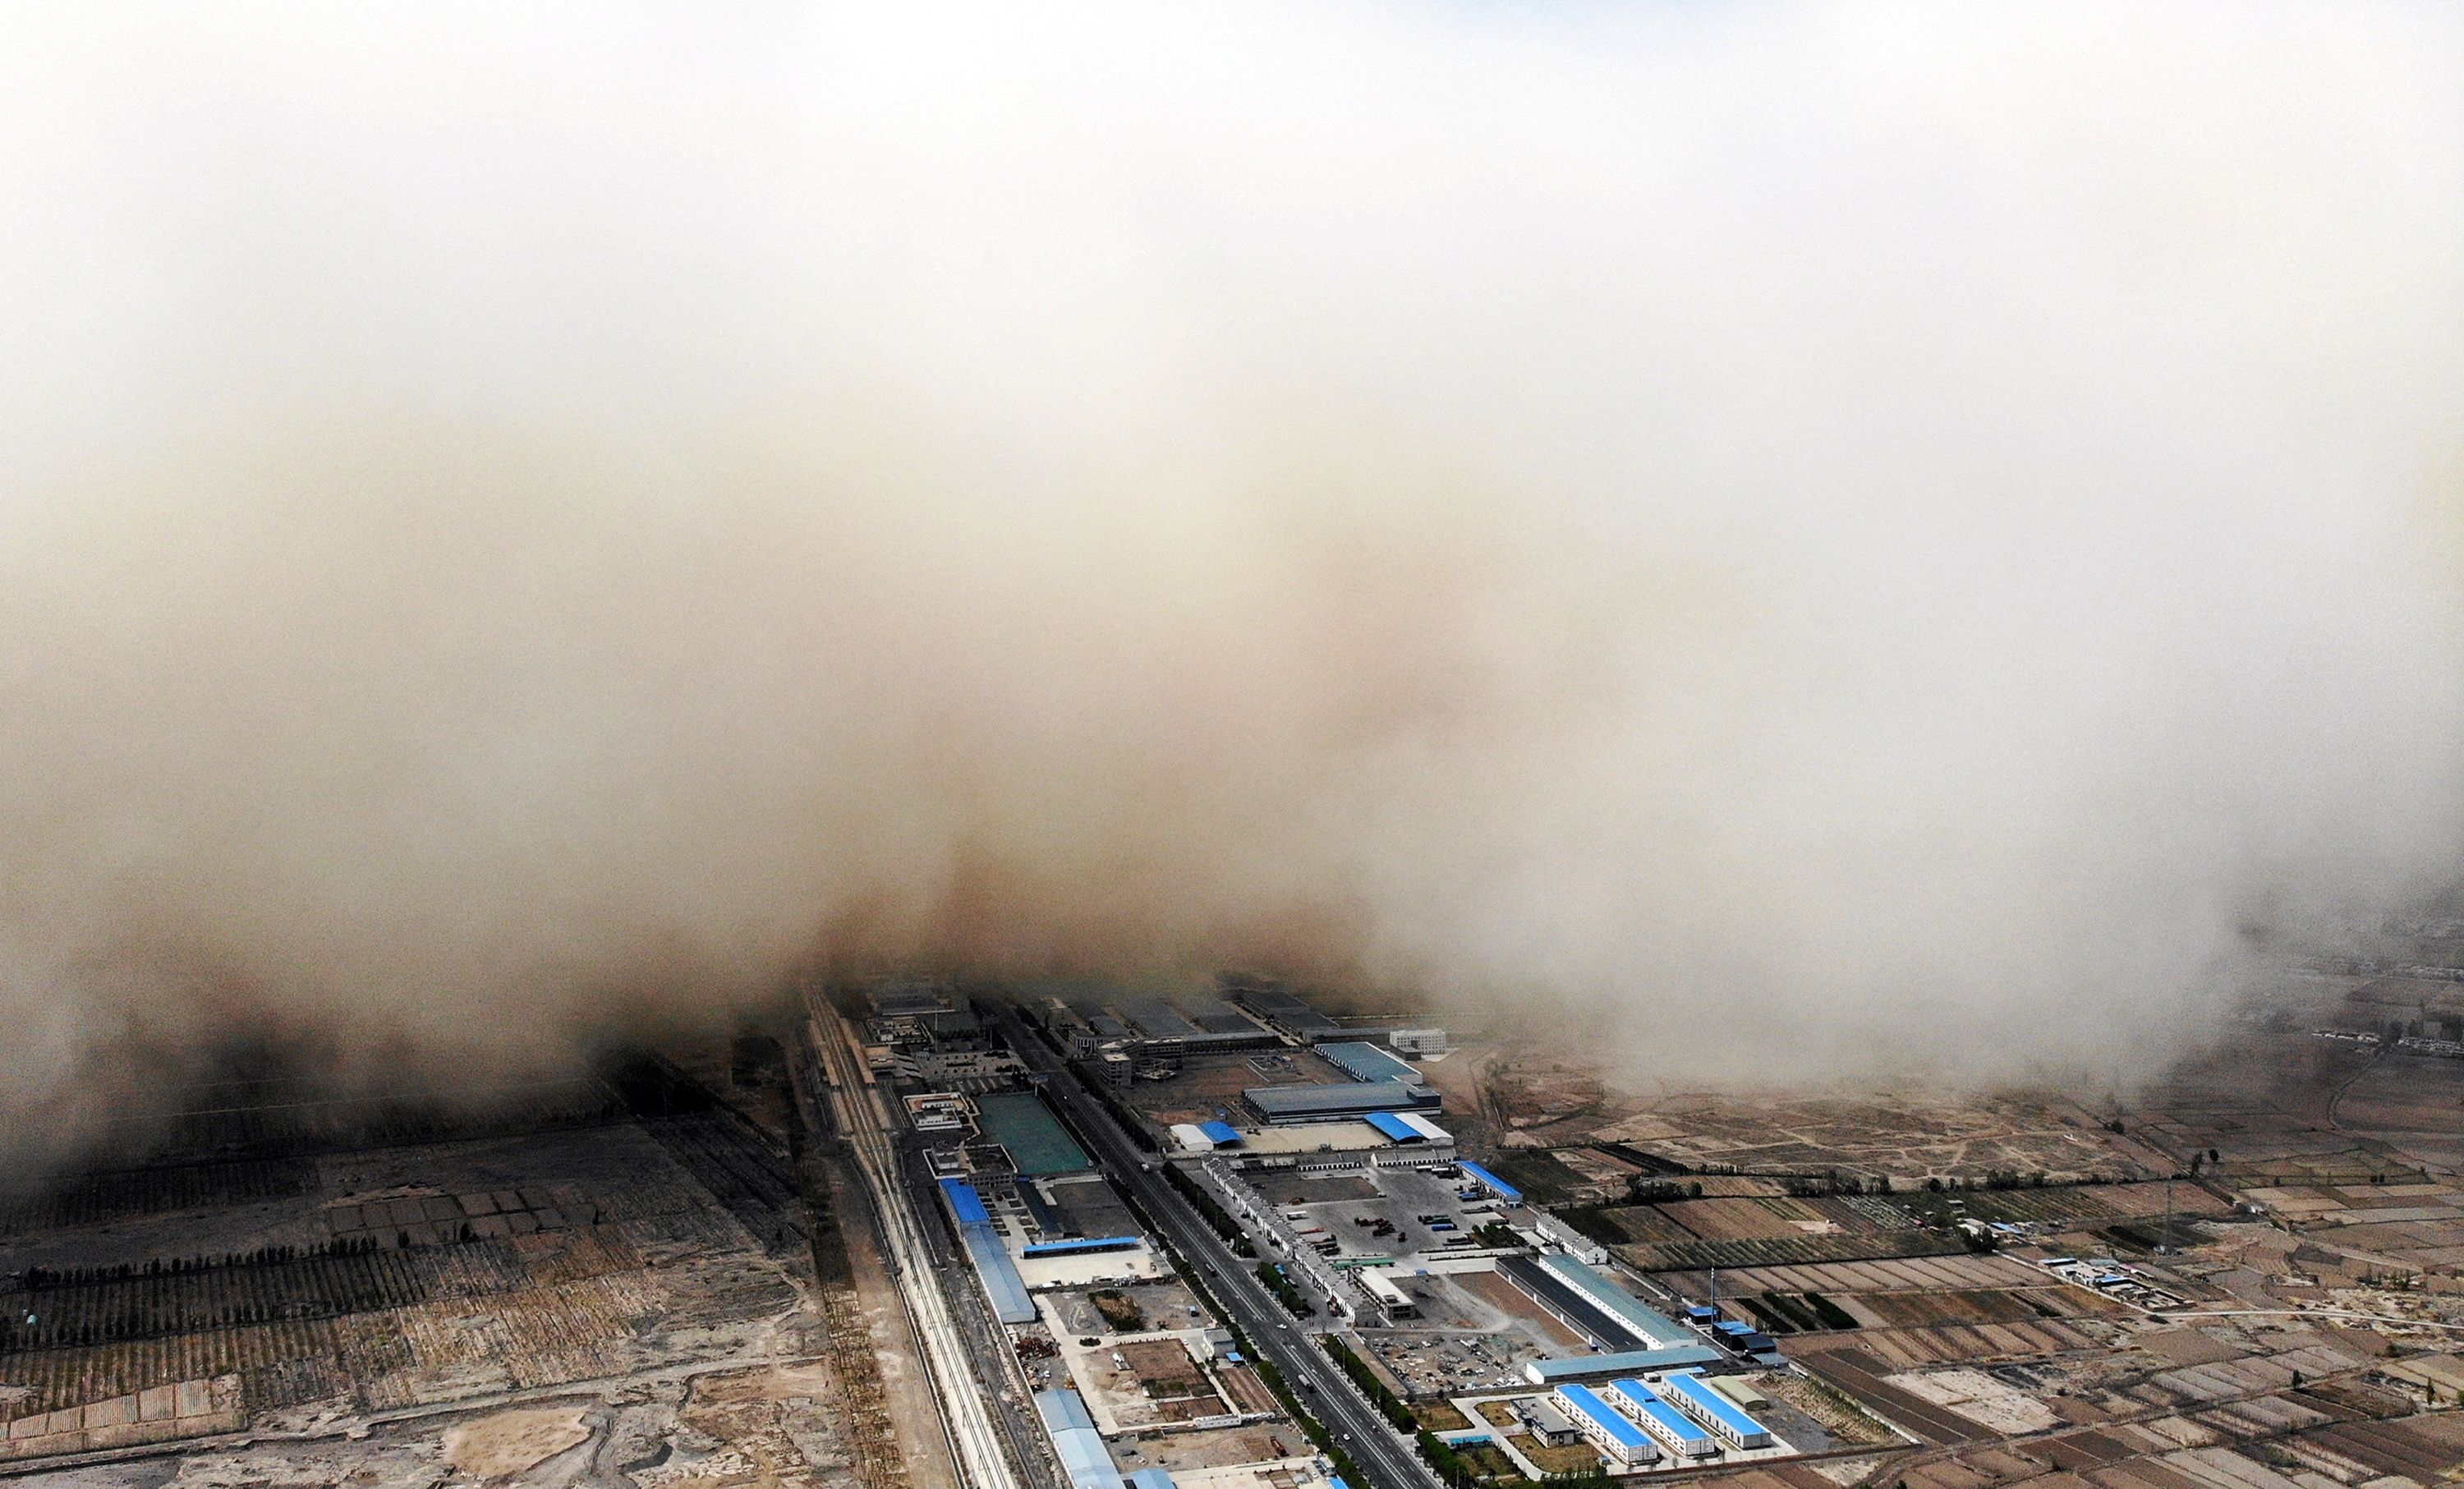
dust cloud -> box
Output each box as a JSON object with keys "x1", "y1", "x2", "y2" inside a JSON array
[{"x1": 3, "y1": 2, "x2": 2462, "y2": 1154}]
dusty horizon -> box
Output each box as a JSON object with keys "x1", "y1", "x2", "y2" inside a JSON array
[{"x1": 4, "y1": 1, "x2": 2463, "y2": 1166}]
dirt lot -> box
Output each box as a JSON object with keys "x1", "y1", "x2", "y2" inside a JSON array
[
  {"x1": 1115, "y1": 1423, "x2": 1299, "y2": 1473},
  {"x1": 1508, "y1": 1434, "x2": 1603, "y2": 1473}
]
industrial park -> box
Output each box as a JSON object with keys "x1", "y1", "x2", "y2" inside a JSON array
[
  {"x1": 7, "y1": 967, "x2": 2464, "y2": 1488},
  {"x1": 9, "y1": 2, "x2": 2464, "y2": 1487}
]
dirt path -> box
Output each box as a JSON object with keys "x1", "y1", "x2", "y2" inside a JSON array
[{"x1": 827, "y1": 1151, "x2": 963, "y2": 1489}]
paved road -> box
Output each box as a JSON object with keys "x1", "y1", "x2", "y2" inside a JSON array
[
  {"x1": 811, "y1": 1002, "x2": 1026, "y2": 1489},
  {"x1": 994, "y1": 1009, "x2": 1446, "y2": 1489}
]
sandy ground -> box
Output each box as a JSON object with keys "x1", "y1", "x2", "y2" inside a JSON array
[
  {"x1": 442, "y1": 1406, "x2": 593, "y2": 1479},
  {"x1": 825, "y1": 1151, "x2": 962, "y2": 1489}
]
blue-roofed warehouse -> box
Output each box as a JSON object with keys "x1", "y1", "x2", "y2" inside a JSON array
[
  {"x1": 1362, "y1": 1111, "x2": 1427, "y2": 1142},
  {"x1": 940, "y1": 1179, "x2": 1035, "y2": 1324},
  {"x1": 1604, "y1": 1380, "x2": 1717, "y2": 1459},
  {"x1": 1662, "y1": 1370, "x2": 1773, "y2": 1448},
  {"x1": 1036, "y1": 1390, "x2": 1123, "y2": 1489},
  {"x1": 1197, "y1": 1119, "x2": 1241, "y2": 1146},
  {"x1": 1550, "y1": 1384, "x2": 1658, "y2": 1465}
]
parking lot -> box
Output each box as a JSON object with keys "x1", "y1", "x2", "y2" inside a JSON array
[
  {"x1": 1250, "y1": 1164, "x2": 1503, "y2": 1266},
  {"x1": 1358, "y1": 1317, "x2": 1546, "y2": 1395}
]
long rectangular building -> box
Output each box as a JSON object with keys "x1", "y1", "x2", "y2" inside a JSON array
[
  {"x1": 1498, "y1": 1255, "x2": 1692, "y2": 1353},
  {"x1": 1317, "y1": 1041, "x2": 1425, "y2": 1085},
  {"x1": 1243, "y1": 1080, "x2": 1441, "y2": 1124},
  {"x1": 1662, "y1": 1370, "x2": 1772, "y2": 1449},
  {"x1": 940, "y1": 1179, "x2": 1036, "y2": 1325},
  {"x1": 1603, "y1": 1380, "x2": 1717, "y2": 1460},
  {"x1": 1036, "y1": 1389, "x2": 1124, "y2": 1489},
  {"x1": 1551, "y1": 1385, "x2": 1659, "y2": 1466},
  {"x1": 1537, "y1": 1256, "x2": 1695, "y2": 1348},
  {"x1": 1225, "y1": 985, "x2": 1347, "y2": 1041},
  {"x1": 1523, "y1": 1346, "x2": 1726, "y2": 1385}
]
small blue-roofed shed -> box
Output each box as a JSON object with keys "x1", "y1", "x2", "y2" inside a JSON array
[
  {"x1": 1456, "y1": 1161, "x2": 1522, "y2": 1205},
  {"x1": 1198, "y1": 1119, "x2": 1240, "y2": 1145}
]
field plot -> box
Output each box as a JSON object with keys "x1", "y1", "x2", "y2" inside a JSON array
[
  {"x1": 0, "y1": 1160, "x2": 319, "y2": 1239},
  {"x1": 1544, "y1": 1090, "x2": 2154, "y2": 1184},
  {"x1": 1791, "y1": 1317, "x2": 2100, "y2": 1371},
  {"x1": 0, "y1": 1110, "x2": 820, "y2": 1465},
  {"x1": 1612, "y1": 1226, "x2": 1967, "y2": 1273}
]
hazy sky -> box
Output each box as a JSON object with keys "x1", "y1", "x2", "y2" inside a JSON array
[{"x1": 4, "y1": 2, "x2": 2462, "y2": 1153}]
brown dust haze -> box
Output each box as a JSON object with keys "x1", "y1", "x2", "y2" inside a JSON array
[{"x1": 4, "y1": 2, "x2": 2464, "y2": 1160}]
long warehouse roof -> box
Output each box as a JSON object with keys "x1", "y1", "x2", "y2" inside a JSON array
[
  {"x1": 940, "y1": 1178, "x2": 992, "y2": 1225},
  {"x1": 1609, "y1": 1381, "x2": 1712, "y2": 1451},
  {"x1": 1663, "y1": 1371, "x2": 1770, "y2": 1441},
  {"x1": 1317, "y1": 1041, "x2": 1423, "y2": 1085},
  {"x1": 1525, "y1": 1347, "x2": 1725, "y2": 1382},
  {"x1": 1456, "y1": 1161, "x2": 1521, "y2": 1204},
  {"x1": 1539, "y1": 1255, "x2": 1694, "y2": 1349},
  {"x1": 1244, "y1": 1080, "x2": 1441, "y2": 1116},
  {"x1": 1036, "y1": 1390, "x2": 1123, "y2": 1489},
  {"x1": 1021, "y1": 1235, "x2": 1142, "y2": 1257},
  {"x1": 1555, "y1": 1385, "x2": 1649, "y2": 1450}
]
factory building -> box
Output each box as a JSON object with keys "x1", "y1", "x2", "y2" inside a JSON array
[
  {"x1": 1224, "y1": 983, "x2": 1349, "y2": 1041},
  {"x1": 1317, "y1": 1041, "x2": 1426, "y2": 1086},
  {"x1": 1388, "y1": 1027, "x2": 1449, "y2": 1058},
  {"x1": 1661, "y1": 1370, "x2": 1773, "y2": 1449},
  {"x1": 1361, "y1": 1111, "x2": 1450, "y2": 1145},
  {"x1": 1169, "y1": 1119, "x2": 1243, "y2": 1153},
  {"x1": 1602, "y1": 1380, "x2": 1718, "y2": 1460},
  {"x1": 1243, "y1": 1080, "x2": 1442, "y2": 1124},
  {"x1": 1498, "y1": 1255, "x2": 1694, "y2": 1354},
  {"x1": 1551, "y1": 1384, "x2": 1662, "y2": 1466},
  {"x1": 940, "y1": 1179, "x2": 1035, "y2": 1325},
  {"x1": 1036, "y1": 1389, "x2": 1124, "y2": 1489},
  {"x1": 1521, "y1": 1346, "x2": 1726, "y2": 1386}
]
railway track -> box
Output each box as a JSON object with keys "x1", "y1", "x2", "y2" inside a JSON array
[{"x1": 807, "y1": 1003, "x2": 1023, "y2": 1489}]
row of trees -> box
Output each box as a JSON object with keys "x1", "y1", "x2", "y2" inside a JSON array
[
  {"x1": 14, "y1": 1234, "x2": 391, "y2": 1292},
  {"x1": 1257, "y1": 1262, "x2": 1313, "y2": 1317},
  {"x1": 1322, "y1": 1334, "x2": 1515, "y2": 1489},
  {"x1": 1165, "y1": 1165, "x2": 1254, "y2": 1257}
]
